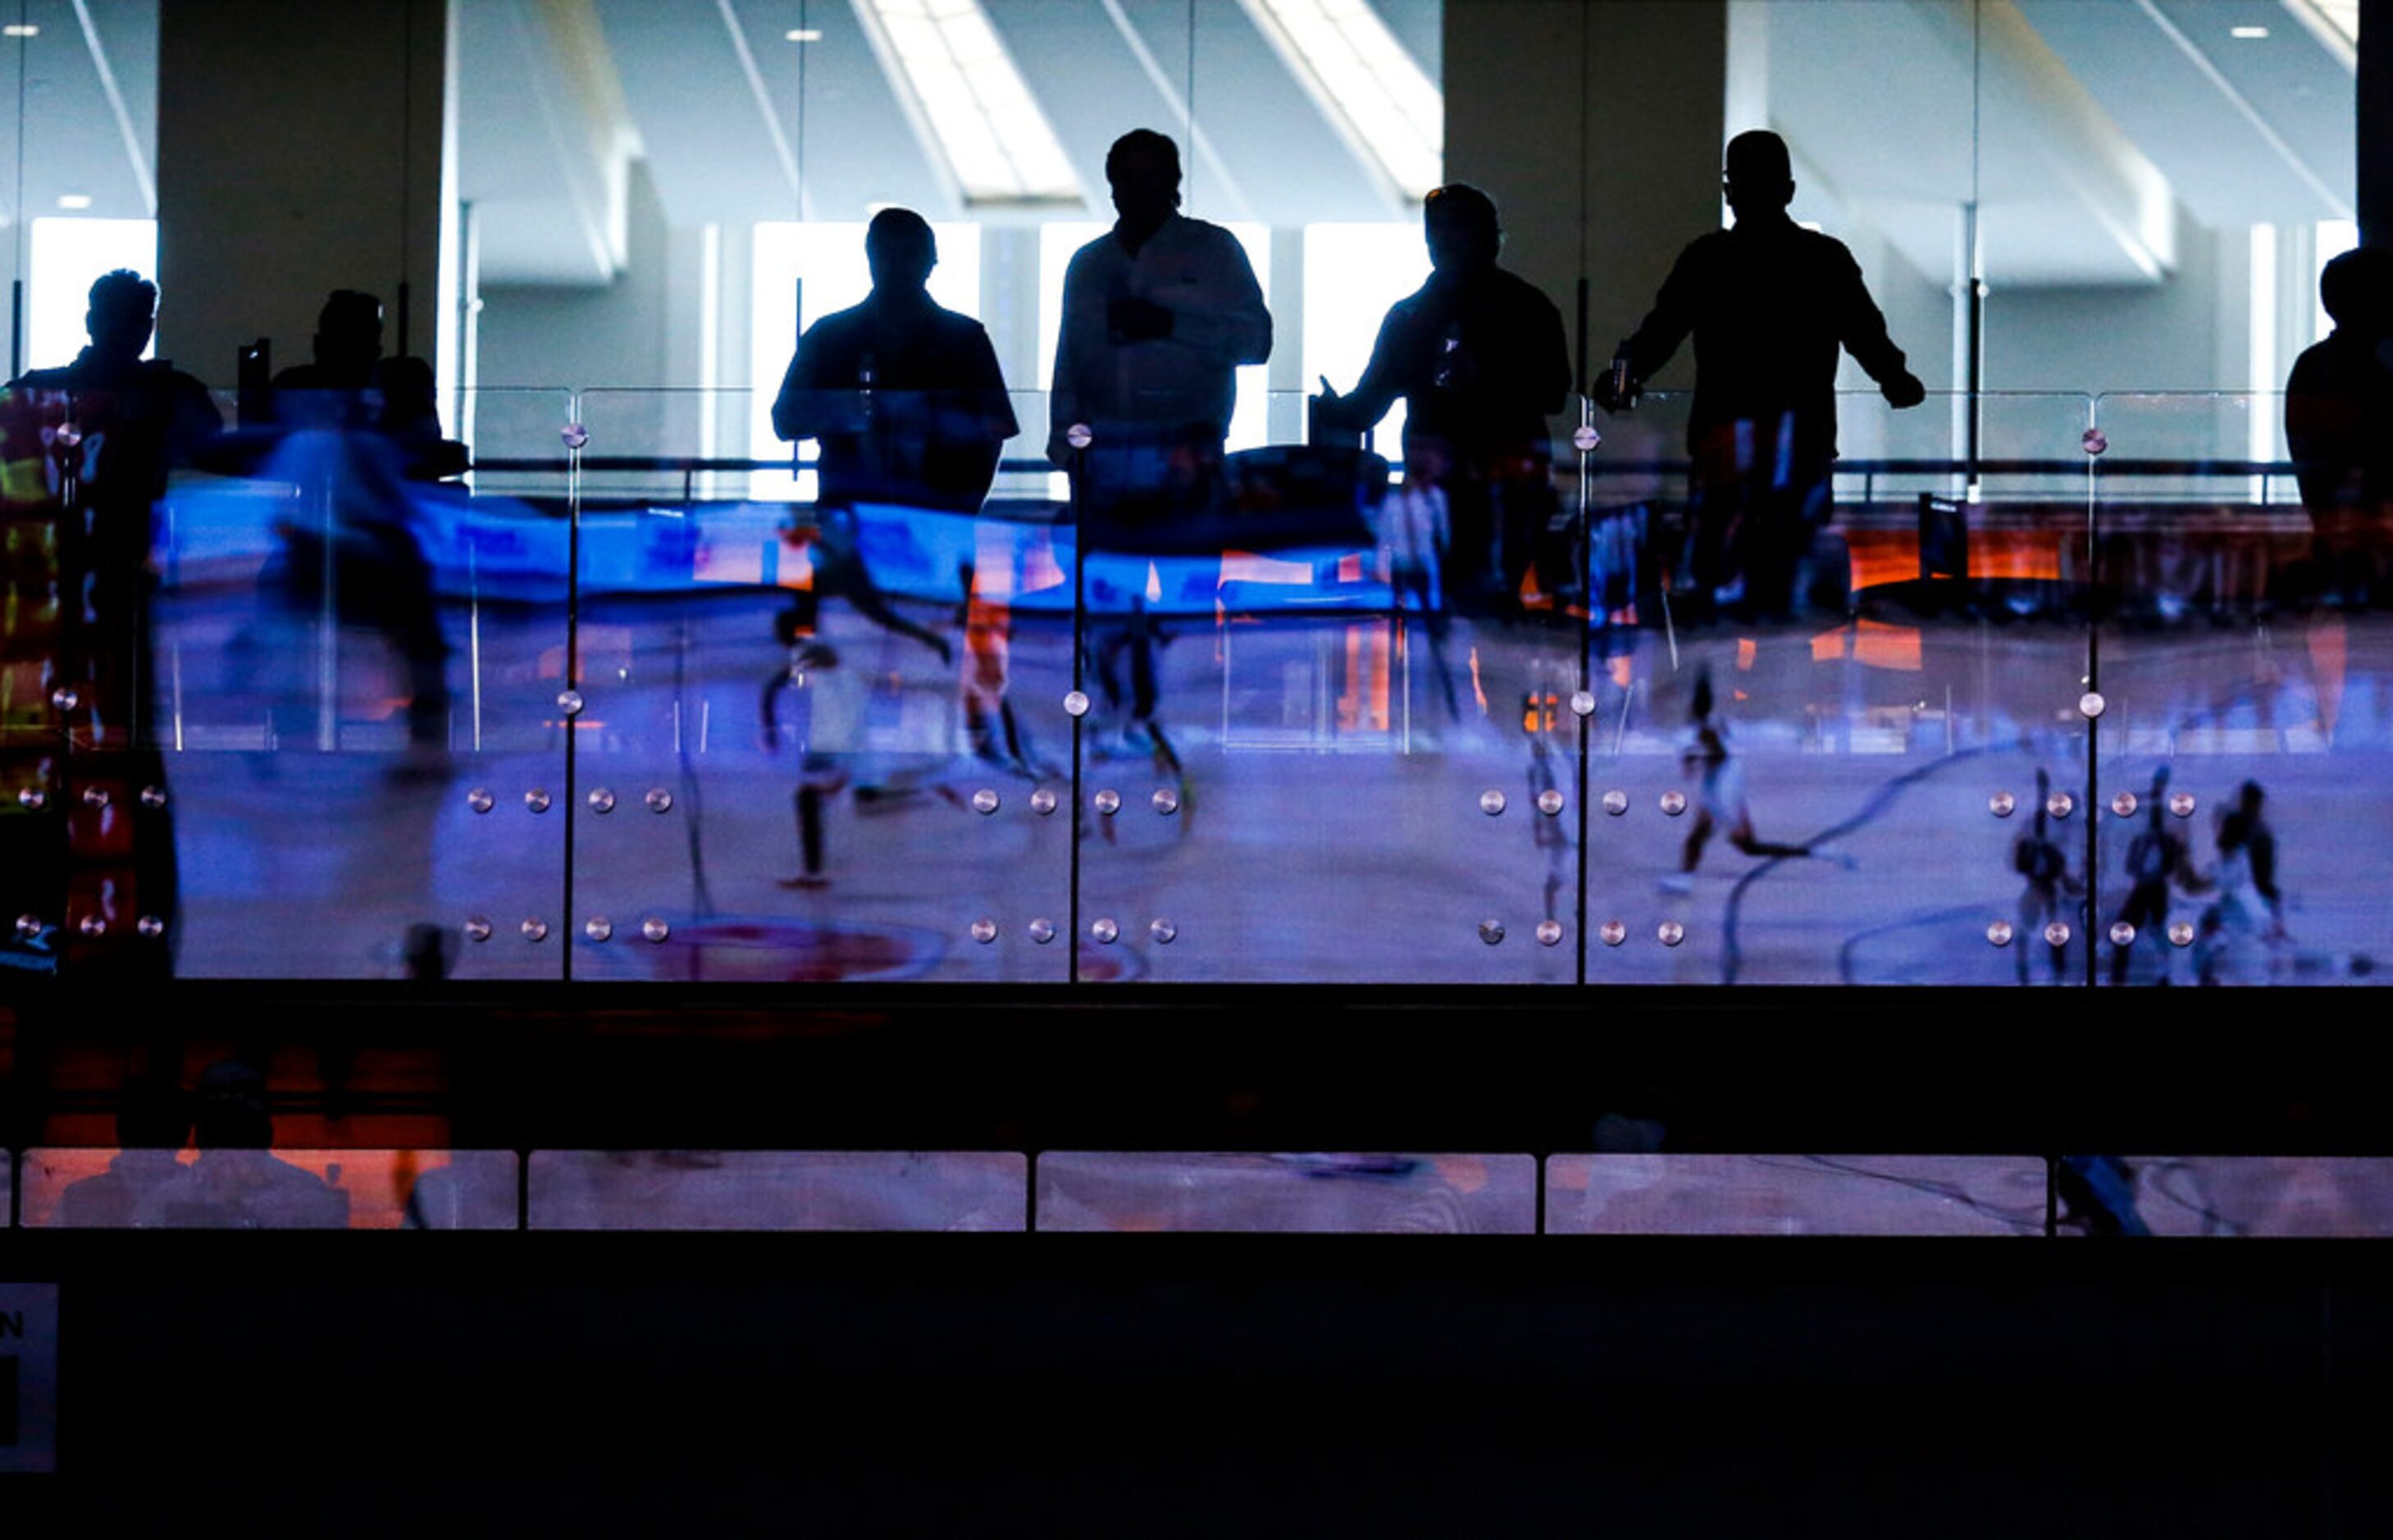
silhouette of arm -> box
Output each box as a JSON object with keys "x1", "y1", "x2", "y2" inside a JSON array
[
  {"x1": 1830, "y1": 245, "x2": 1917, "y2": 396},
  {"x1": 1160, "y1": 226, "x2": 1272, "y2": 370},
  {"x1": 1528, "y1": 289, "x2": 1571, "y2": 414},
  {"x1": 770, "y1": 338, "x2": 816, "y2": 444},
  {"x1": 1331, "y1": 302, "x2": 1421, "y2": 432},
  {"x1": 1048, "y1": 249, "x2": 1097, "y2": 466},
  {"x1": 964, "y1": 325, "x2": 1021, "y2": 444},
  {"x1": 1616, "y1": 242, "x2": 1702, "y2": 385}
]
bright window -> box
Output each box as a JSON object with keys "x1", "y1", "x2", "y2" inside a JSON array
[
  {"x1": 1304, "y1": 221, "x2": 1429, "y2": 461},
  {"x1": 28, "y1": 218, "x2": 157, "y2": 371}
]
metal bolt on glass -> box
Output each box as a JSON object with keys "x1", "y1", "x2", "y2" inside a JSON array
[
  {"x1": 1064, "y1": 422, "x2": 1093, "y2": 449},
  {"x1": 50, "y1": 686, "x2": 77, "y2": 713},
  {"x1": 1536, "y1": 789, "x2": 1565, "y2": 817},
  {"x1": 2168, "y1": 792, "x2": 2195, "y2": 818},
  {"x1": 1989, "y1": 791, "x2": 2016, "y2": 818},
  {"x1": 1986, "y1": 920, "x2": 2014, "y2": 946},
  {"x1": 136, "y1": 915, "x2": 165, "y2": 939},
  {"x1": 969, "y1": 918, "x2": 998, "y2": 944},
  {"x1": 467, "y1": 787, "x2": 495, "y2": 813},
  {"x1": 15, "y1": 914, "x2": 43, "y2": 940},
  {"x1": 1601, "y1": 789, "x2": 1628, "y2": 817},
  {"x1": 2112, "y1": 792, "x2": 2138, "y2": 818},
  {"x1": 1152, "y1": 788, "x2": 1179, "y2": 815},
  {"x1": 557, "y1": 689, "x2": 584, "y2": 717},
  {"x1": 521, "y1": 918, "x2": 549, "y2": 942},
  {"x1": 585, "y1": 917, "x2": 613, "y2": 942},
  {"x1": 79, "y1": 785, "x2": 108, "y2": 809},
  {"x1": 1093, "y1": 789, "x2": 1121, "y2": 815},
  {"x1": 1570, "y1": 690, "x2": 1597, "y2": 718},
  {"x1": 139, "y1": 786, "x2": 166, "y2": 809},
  {"x1": 645, "y1": 789, "x2": 674, "y2": 813},
  {"x1": 1479, "y1": 789, "x2": 1506, "y2": 815},
  {"x1": 79, "y1": 914, "x2": 107, "y2": 938},
  {"x1": 1571, "y1": 424, "x2": 1601, "y2": 453},
  {"x1": 970, "y1": 787, "x2": 1001, "y2": 814},
  {"x1": 1091, "y1": 918, "x2": 1119, "y2": 944},
  {"x1": 464, "y1": 918, "x2": 492, "y2": 943},
  {"x1": 2078, "y1": 691, "x2": 2105, "y2": 720},
  {"x1": 2044, "y1": 921, "x2": 2072, "y2": 948},
  {"x1": 1063, "y1": 690, "x2": 1091, "y2": 718},
  {"x1": 1479, "y1": 919, "x2": 1505, "y2": 945},
  {"x1": 641, "y1": 918, "x2": 671, "y2": 943},
  {"x1": 2081, "y1": 427, "x2": 2108, "y2": 456},
  {"x1": 1660, "y1": 791, "x2": 1688, "y2": 817},
  {"x1": 524, "y1": 789, "x2": 552, "y2": 813},
  {"x1": 561, "y1": 421, "x2": 590, "y2": 449},
  {"x1": 2109, "y1": 922, "x2": 2135, "y2": 946},
  {"x1": 1150, "y1": 918, "x2": 1177, "y2": 945},
  {"x1": 16, "y1": 787, "x2": 43, "y2": 811},
  {"x1": 1030, "y1": 788, "x2": 1058, "y2": 815},
  {"x1": 1028, "y1": 918, "x2": 1056, "y2": 944},
  {"x1": 587, "y1": 787, "x2": 617, "y2": 813},
  {"x1": 1657, "y1": 921, "x2": 1685, "y2": 946},
  {"x1": 2167, "y1": 921, "x2": 2195, "y2": 947},
  {"x1": 1599, "y1": 920, "x2": 1627, "y2": 946},
  {"x1": 1535, "y1": 919, "x2": 1564, "y2": 946},
  {"x1": 2046, "y1": 792, "x2": 2074, "y2": 819}
]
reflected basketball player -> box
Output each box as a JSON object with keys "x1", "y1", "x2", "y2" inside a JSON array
[{"x1": 1661, "y1": 668, "x2": 1840, "y2": 891}]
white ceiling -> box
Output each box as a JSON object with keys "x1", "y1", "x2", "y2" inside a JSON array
[{"x1": 0, "y1": 0, "x2": 2363, "y2": 294}]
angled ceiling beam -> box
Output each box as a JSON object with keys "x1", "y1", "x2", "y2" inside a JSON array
[
  {"x1": 71, "y1": 0, "x2": 154, "y2": 216},
  {"x1": 2138, "y1": 0, "x2": 2350, "y2": 219}
]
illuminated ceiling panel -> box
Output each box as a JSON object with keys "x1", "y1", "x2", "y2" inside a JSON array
[
  {"x1": 1238, "y1": 0, "x2": 1442, "y2": 203},
  {"x1": 853, "y1": 0, "x2": 1084, "y2": 209}
]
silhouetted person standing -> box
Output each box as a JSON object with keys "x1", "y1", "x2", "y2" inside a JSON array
[
  {"x1": 771, "y1": 210, "x2": 1014, "y2": 664},
  {"x1": 271, "y1": 289, "x2": 463, "y2": 475},
  {"x1": 1051, "y1": 129, "x2": 1270, "y2": 743},
  {"x1": 1050, "y1": 129, "x2": 1272, "y2": 510},
  {"x1": 2286, "y1": 247, "x2": 2393, "y2": 604},
  {"x1": 4, "y1": 271, "x2": 217, "y2": 977},
  {"x1": 773, "y1": 207, "x2": 1019, "y2": 514},
  {"x1": 1604, "y1": 130, "x2": 1924, "y2": 620},
  {"x1": 1316, "y1": 184, "x2": 1570, "y2": 609}
]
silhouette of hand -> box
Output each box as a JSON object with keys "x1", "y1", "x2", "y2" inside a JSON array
[
  {"x1": 1883, "y1": 371, "x2": 1927, "y2": 409},
  {"x1": 1592, "y1": 372, "x2": 1639, "y2": 414},
  {"x1": 1107, "y1": 294, "x2": 1175, "y2": 344}
]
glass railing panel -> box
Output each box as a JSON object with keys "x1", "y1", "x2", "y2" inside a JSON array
[
  {"x1": 2092, "y1": 392, "x2": 2377, "y2": 986},
  {"x1": 526, "y1": 1150, "x2": 1028, "y2": 1231},
  {"x1": 1545, "y1": 1153, "x2": 2048, "y2": 1235},
  {"x1": 1579, "y1": 390, "x2": 2095, "y2": 984},
  {"x1": 565, "y1": 388, "x2": 1073, "y2": 982},
  {"x1": 1033, "y1": 1151, "x2": 1536, "y2": 1233},
  {"x1": 93, "y1": 386, "x2": 577, "y2": 979},
  {"x1": 16, "y1": 1147, "x2": 518, "y2": 1229},
  {"x1": 1065, "y1": 388, "x2": 1584, "y2": 982},
  {"x1": 2057, "y1": 1156, "x2": 2393, "y2": 1237}
]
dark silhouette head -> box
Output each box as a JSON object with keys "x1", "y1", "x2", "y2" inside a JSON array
[
  {"x1": 2318, "y1": 247, "x2": 2393, "y2": 337},
  {"x1": 1424, "y1": 184, "x2": 1501, "y2": 273},
  {"x1": 191, "y1": 1061, "x2": 274, "y2": 1150},
  {"x1": 865, "y1": 207, "x2": 938, "y2": 298},
  {"x1": 1105, "y1": 129, "x2": 1183, "y2": 237},
  {"x1": 1722, "y1": 130, "x2": 1795, "y2": 219},
  {"x1": 313, "y1": 290, "x2": 385, "y2": 380},
  {"x1": 85, "y1": 269, "x2": 158, "y2": 360},
  {"x1": 2237, "y1": 779, "x2": 2265, "y2": 818}
]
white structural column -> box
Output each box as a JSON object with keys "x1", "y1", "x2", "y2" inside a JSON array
[
  {"x1": 156, "y1": 0, "x2": 457, "y2": 391},
  {"x1": 1443, "y1": 0, "x2": 1729, "y2": 393}
]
